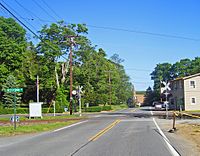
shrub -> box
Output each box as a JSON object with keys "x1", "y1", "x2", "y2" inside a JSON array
[
  {"x1": 42, "y1": 108, "x2": 64, "y2": 113},
  {"x1": 85, "y1": 106, "x2": 102, "y2": 112},
  {"x1": 101, "y1": 105, "x2": 112, "y2": 111},
  {"x1": 17, "y1": 108, "x2": 29, "y2": 114},
  {"x1": 0, "y1": 108, "x2": 28, "y2": 114}
]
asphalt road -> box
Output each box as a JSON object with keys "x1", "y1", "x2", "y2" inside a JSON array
[{"x1": 0, "y1": 107, "x2": 183, "y2": 156}]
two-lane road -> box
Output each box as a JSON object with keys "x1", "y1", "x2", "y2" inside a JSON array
[{"x1": 0, "y1": 107, "x2": 180, "y2": 156}]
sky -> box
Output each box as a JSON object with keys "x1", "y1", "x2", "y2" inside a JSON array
[{"x1": 1, "y1": 0, "x2": 200, "y2": 91}]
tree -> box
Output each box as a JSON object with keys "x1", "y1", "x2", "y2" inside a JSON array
[
  {"x1": 143, "y1": 87, "x2": 157, "y2": 106},
  {"x1": 0, "y1": 17, "x2": 27, "y2": 89},
  {"x1": 170, "y1": 58, "x2": 192, "y2": 79},
  {"x1": 150, "y1": 63, "x2": 172, "y2": 97},
  {"x1": 2, "y1": 75, "x2": 21, "y2": 108}
]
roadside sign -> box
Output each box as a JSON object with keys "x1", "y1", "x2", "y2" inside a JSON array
[
  {"x1": 6, "y1": 88, "x2": 23, "y2": 93},
  {"x1": 161, "y1": 81, "x2": 171, "y2": 91},
  {"x1": 72, "y1": 90, "x2": 77, "y2": 95},
  {"x1": 10, "y1": 116, "x2": 20, "y2": 122}
]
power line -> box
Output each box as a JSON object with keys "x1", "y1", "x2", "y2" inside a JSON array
[
  {"x1": 0, "y1": 2, "x2": 68, "y2": 61},
  {"x1": 1, "y1": 0, "x2": 38, "y2": 32},
  {"x1": 86, "y1": 24, "x2": 200, "y2": 41},
  {"x1": 4, "y1": 12, "x2": 199, "y2": 42},
  {"x1": 41, "y1": 0, "x2": 62, "y2": 20},
  {"x1": 14, "y1": 0, "x2": 44, "y2": 27},
  {"x1": 0, "y1": 2, "x2": 40, "y2": 38},
  {"x1": 32, "y1": 0, "x2": 57, "y2": 21}
]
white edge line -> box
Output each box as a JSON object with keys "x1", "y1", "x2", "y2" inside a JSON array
[
  {"x1": 150, "y1": 110, "x2": 153, "y2": 115},
  {"x1": 153, "y1": 118, "x2": 180, "y2": 156},
  {"x1": 53, "y1": 120, "x2": 88, "y2": 132}
]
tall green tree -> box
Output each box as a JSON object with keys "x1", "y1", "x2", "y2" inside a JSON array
[
  {"x1": 150, "y1": 63, "x2": 172, "y2": 101},
  {"x1": 0, "y1": 17, "x2": 27, "y2": 88}
]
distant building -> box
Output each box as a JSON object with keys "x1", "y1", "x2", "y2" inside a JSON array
[
  {"x1": 135, "y1": 91, "x2": 145, "y2": 106},
  {"x1": 170, "y1": 73, "x2": 200, "y2": 111}
]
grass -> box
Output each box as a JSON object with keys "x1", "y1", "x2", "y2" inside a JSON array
[
  {"x1": 0, "y1": 120, "x2": 79, "y2": 136},
  {"x1": 0, "y1": 114, "x2": 81, "y2": 122},
  {"x1": 111, "y1": 104, "x2": 128, "y2": 111}
]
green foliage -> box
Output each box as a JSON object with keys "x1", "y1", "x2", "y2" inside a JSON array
[
  {"x1": 2, "y1": 75, "x2": 22, "y2": 108},
  {"x1": 0, "y1": 121, "x2": 79, "y2": 136},
  {"x1": 0, "y1": 17, "x2": 27, "y2": 86},
  {"x1": 0, "y1": 17, "x2": 133, "y2": 111},
  {"x1": 55, "y1": 87, "x2": 68, "y2": 110},
  {"x1": 42, "y1": 108, "x2": 63, "y2": 113},
  {"x1": 143, "y1": 87, "x2": 158, "y2": 106},
  {"x1": 151, "y1": 57, "x2": 200, "y2": 101},
  {"x1": 84, "y1": 106, "x2": 102, "y2": 112},
  {"x1": 111, "y1": 104, "x2": 128, "y2": 111},
  {"x1": 101, "y1": 105, "x2": 112, "y2": 111},
  {"x1": 0, "y1": 108, "x2": 28, "y2": 114}
]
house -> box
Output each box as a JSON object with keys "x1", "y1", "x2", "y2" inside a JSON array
[{"x1": 170, "y1": 73, "x2": 200, "y2": 111}]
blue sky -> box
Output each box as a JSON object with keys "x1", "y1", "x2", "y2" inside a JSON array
[{"x1": 1, "y1": 0, "x2": 200, "y2": 91}]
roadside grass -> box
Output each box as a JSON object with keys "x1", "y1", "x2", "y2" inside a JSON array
[
  {"x1": 0, "y1": 114, "x2": 81, "y2": 122},
  {"x1": 177, "y1": 123, "x2": 200, "y2": 152},
  {"x1": 111, "y1": 104, "x2": 128, "y2": 111},
  {"x1": 0, "y1": 120, "x2": 79, "y2": 136}
]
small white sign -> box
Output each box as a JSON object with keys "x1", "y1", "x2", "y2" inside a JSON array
[
  {"x1": 29, "y1": 102, "x2": 43, "y2": 118},
  {"x1": 72, "y1": 90, "x2": 77, "y2": 95}
]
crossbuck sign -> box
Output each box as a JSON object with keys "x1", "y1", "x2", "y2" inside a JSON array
[{"x1": 161, "y1": 81, "x2": 171, "y2": 93}]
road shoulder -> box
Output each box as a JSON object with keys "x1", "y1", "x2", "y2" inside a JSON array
[{"x1": 156, "y1": 118, "x2": 200, "y2": 156}]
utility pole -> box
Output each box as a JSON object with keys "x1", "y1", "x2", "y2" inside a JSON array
[
  {"x1": 66, "y1": 36, "x2": 77, "y2": 115},
  {"x1": 36, "y1": 75, "x2": 39, "y2": 103},
  {"x1": 105, "y1": 71, "x2": 113, "y2": 105}
]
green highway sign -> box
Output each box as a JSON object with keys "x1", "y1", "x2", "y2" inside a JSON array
[{"x1": 6, "y1": 88, "x2": 23, "y2": 93}]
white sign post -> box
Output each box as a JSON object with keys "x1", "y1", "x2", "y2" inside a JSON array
[
  {"x1": 29, "y1": 102, "x2": 43, "y2": 119},
  {"x1": 78, "y1": 86, "x2": 83, "y2": 117},
  {"x1": 161, "y1": 81, "x2": 171, "y2": 118}
]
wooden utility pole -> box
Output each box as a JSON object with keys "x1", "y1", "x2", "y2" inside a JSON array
[
  {"x1": 67, "y1": 36, "x2": 77, "y2": 115},
  {"x1": 105, "y1": 71, "x2": 113, "y2": 105}
]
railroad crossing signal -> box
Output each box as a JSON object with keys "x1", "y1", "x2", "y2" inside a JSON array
[{"x1": 161, "y1": 81, "x2": 171, "y2": 92}]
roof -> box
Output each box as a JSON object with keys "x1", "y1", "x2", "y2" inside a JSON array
[{"x1": 173, "y1": 73, "x2": 200, "y2": 81}]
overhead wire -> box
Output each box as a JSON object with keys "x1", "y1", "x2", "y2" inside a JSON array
[
  {"x1": 2, "y1": 9, "x2": 198, "y2": 42},
  {"x1": 32, "y1": 0, "x2": 57, "y2": 22},
  {"x1": 1, "y1": 0, "x2": 38, "y2": 33},
  {"x1": 14, "y1": 0, "x2": 44, "y2": 27},
  {"x1": 1, "y1": 0, "x2": 198, "y2": 42},
  {"x1": 0, "y1": 2, "x2": 157, "y2": 88},
  {"x1": 0, "y1": 2, "x2": 68, "y2": 61},
  {"x1": 41, "y1": 0, "x2": 62, "y2": 20},
  {"x1": 86, "y1": 24, "x2": 200, "y2": 41}
]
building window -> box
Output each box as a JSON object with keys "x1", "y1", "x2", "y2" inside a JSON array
[
  {"x1": 190, "y1": 81, "x2": 195, "y2": 88},
  {"x1": 191, "y1": 97, "x2": 196, "y2": 105}
]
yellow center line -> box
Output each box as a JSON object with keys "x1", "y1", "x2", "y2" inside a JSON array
[{"x1": 89, "y1": 119, "x2": 121, "y2": 141}]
